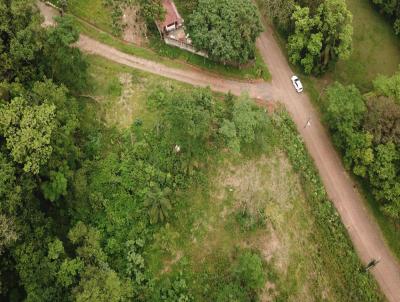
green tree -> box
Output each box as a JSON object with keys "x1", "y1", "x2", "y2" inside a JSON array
[
  {"x1": 73, "y1": 266, "x2": 132, "y2": 302},
  {"x1": 219, "y1": 119, "x2": 241, "y2": 152},
  {"x1": 373, "y1": 70, "x2": 400, "y2": 102},
  {"x1": 363, "y1": 96, "x2": 400, "y2": 145},
  {"x1": 288, "y1": 0, "x2": 353, "y2": 74},
  {"x1": 234, "y1": 251, "x2": 265, "y2": 291},
  {"x1": 232, "y1": 96, "x2": 266, "y2": 145},
  {"x1": 368, "y1": 143, "x2": 400, "y2": 219},
  {"x1": 43, "y1": 16, "x2": 88, "y2": 92},
  {"x1": 0, "y1": 0, "x2": 44, "y2": 83},
  {"x1": 145, "y1": 186, "x2": 172, "y2": 224},
  {"x1": 187, "y1": 0, "x2": 263, "y2": 65},
  {"x1": 325, "y1": 82, "x2": 366, "y2": 148},
  {"x1": 0, "y1": 97, "x2": 56, "y2": 174},
  {"x1": 263, "y1": 0, "x2": 296, "y2": 30},
  {"x1": 41, "y1": 170, "x2": 68, "y2": 202}
]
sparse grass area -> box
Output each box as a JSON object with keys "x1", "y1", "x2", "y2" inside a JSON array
[
  {"x1": 68, "y1": 0, "x2": 113, "y2": 33},
  {"x1": 84, "y1": 55, "x2": 190, "y2": 128}
]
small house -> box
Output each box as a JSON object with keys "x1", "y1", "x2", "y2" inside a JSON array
[{"x1": 157, "y1": 0, "x2": 184, "y2": 34}]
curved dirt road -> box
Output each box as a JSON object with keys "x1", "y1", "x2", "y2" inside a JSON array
[{"x1": 39, "y1": 3, "x2": 400, "y2": 301}]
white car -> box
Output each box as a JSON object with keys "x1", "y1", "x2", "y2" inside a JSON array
[{"x1": 291, "y1": 76, "x2": 303, "y2": 93}]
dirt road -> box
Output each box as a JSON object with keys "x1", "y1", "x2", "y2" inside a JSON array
[{"x1": 38, "y1": 3, "x2": 400, "y2": 301}]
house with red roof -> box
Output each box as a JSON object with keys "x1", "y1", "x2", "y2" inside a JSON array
[{"x1": 156, "y1": 0, "x2": 184, "y2": 34}]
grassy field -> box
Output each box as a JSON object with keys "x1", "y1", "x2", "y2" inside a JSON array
[
  {"x1": 66, "y1": 0, "x2": 270, "y2": 81},
  {"x1": 326, "y1": 0, "x2": 400, "y2": 92},
  {"x1": 84, "y1": 54, "x2": 381, "y2": 301},
  {"x1": 68, "y1": 0, "x2": 114, "y2": 33}
]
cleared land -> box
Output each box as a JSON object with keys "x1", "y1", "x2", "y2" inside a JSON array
[{"x1": 86, "y1": 55, "x2": 381, "y2": 301}]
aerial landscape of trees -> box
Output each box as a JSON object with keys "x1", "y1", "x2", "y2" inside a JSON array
[{"x1": 0, "y1": 0, "x2": 396, "y2": 300}]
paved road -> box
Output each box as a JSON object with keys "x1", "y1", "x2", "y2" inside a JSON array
[{"x1": 39, "y1": 3, "x2": 400, "y2": 301}]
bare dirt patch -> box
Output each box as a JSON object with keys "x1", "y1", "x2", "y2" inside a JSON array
[
  {"x1": 36, "y1": 1, "x2": 60, "y2": 27},
  {"x1": 122, "y1": 6, "x2": 147, "y2": 45}
]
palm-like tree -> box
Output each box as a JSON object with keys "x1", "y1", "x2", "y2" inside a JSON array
[{"x1": 145, "y1": 186, "x2": 172, "y2": 225}]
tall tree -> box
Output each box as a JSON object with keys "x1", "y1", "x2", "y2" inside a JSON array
[
  {"x1": 187, "y1": 0, "x2": 263, "y2": 65},
  {"x1": 288, "y1": 0, "x2": 353, "y2": 74}
]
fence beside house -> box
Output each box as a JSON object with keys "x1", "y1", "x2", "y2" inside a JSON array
[{"x1": 164, "y1": 37, "x2": 208, "y2": 58}]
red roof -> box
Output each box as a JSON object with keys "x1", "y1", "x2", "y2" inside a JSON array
[{"x1": 158, "y1": 0, "x2": 183, "y2": 29}]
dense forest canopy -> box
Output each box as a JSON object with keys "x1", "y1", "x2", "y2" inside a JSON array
[
  {"x1": 0, "y1": 0, "x2": 388, "y2": 301},
  {"x1": 187, "y1": 0, "x2": 263, "y2": 65}
]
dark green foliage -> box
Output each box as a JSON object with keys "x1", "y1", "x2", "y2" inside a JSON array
[
  {"x1": 263, "y1": 0, "x2": 353, "y2": 74},
  {"x1": 187, "y1": 0, "x2": 263, "y2": 65},
  {"x1": 44, "y1": 16, "x2": 88, "y2": 92},
  {"x1": 288, "y1": 0, "x2": 352, "y2": 74},
  {"x1": 324, "y1": 79, "x2": 400, "y2": 220},
  {"x1": 371, "y1": 0, "x2": 400, "y2": 34}
]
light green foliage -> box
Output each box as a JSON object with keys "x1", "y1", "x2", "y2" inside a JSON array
[
  {"x1": 187, "y1": 0, "x2": 263, "y2": 64},
  {"x1": 41, "y1": 170, "x2": 68, "y2": 202},
  {"x1": 0, "y1": 97, "x2": 56, "y2": 174},
  {"x1": 232, "y1": 95, "x2": 265, "y2": 145},
  {"x1": 68, "y1": 222, "x2": 108, "y2": 264},
  {"x1": 152, "y1": 273, "x2": 193, "y2": 302},
  {"x1": 57, "y1": 258, "x2": 84, "y2": 287},
  {"x1": 288, "y1": 0, "x2": 353, "y2": 74},
  {"x1": 48, "y1": 239, "x2": 65, "y2": 260},
  {"x1": 73, "y1": 266, "x2": 133, "y2": 302},
  {"x1": 219, "y1": 119, "x2": 240, "y2": 153},
  {"x1": 325, "y1": 82, "x2": 366, "y2": 148},
  {"x1": 373, "y1": 71, "x2": 400, "y2": 102},
  {"x1": 344, "y1": 131, "x2": 374, "y2": 177},
  {"x1": 234, "y1": 251, "x2": 265, "y2": 291},
  {"x1": 126, "y1": 239, "x2": 146, "y2": 286}
]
